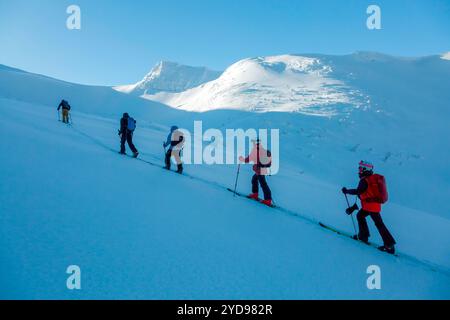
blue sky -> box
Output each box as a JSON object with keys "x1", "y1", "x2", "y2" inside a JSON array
[{"x1": 0, "y1": 0, "x2": 449, "y2": 85}]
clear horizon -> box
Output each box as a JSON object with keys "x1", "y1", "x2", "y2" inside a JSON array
[
  {"x1": 3, "y1": 50, "x2": 450, "y2": 88},
  {"x1": 1, "y1": 0, "x2": 449, "y2": 86}
]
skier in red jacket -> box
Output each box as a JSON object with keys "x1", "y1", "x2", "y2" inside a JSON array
[
  {"x1": 239, "y1": 139, "x2": 273, "y2": 207},
  {"x1": 342, "y1": 161, "x2": 396, "y2": 254}
]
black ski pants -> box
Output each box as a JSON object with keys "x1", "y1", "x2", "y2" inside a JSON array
[
  {"x1": 357, "y1": 210, "x2": 396, "y2": 247},
  {"x1": 120, "y1": 131, "x2": 138, "y2": 154},
  {"x1": 252, "y1": 174, "x2": 272, "y2": 201},
  {"x1": 165, "y1": 148, "x2": 183, "y2": 172}
]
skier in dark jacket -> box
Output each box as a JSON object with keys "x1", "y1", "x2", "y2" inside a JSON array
[
  {"x1": 118, "y1": 113, "x2": 139, "y2": 157},
  {"x1": 163, "y1": 126, "x2": 184, "y2": 174},
  {"x1": 342, "y1": 161, "x2": 396, "y2": 254},
  {"x1": 57, "y1": 99, "x2": 71, "y2": 124}
]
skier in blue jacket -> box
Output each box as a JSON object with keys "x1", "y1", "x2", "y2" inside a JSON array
[{"x1": 163, "y1": 126, "x2": 184, "y2": 173}]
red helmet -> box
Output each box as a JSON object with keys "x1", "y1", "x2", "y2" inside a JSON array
[{"x1": 359, "y1": 160, "x2": 374, "y2": 175}]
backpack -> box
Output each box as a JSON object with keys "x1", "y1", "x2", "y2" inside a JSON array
[
  {"x1": 62, "y1": 100, "x2": 71, "y2": 110},
  {"x1": 366, "y1": 174, "x2": 389, "y2": 204},
  {"x1": 127, "y1": 117, "x2": 136, "y2": 131},
  {"x1": 257, "y1": 147, "x2": 272, "y2": 168}
]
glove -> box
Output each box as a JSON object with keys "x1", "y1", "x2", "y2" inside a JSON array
[
  {"x1": 346, "y1": 203, "x2": 359, "y2": 215},
  {"x1": 239, "y1": 156, "x2": 245, "y2": 163},
  {"x1": 342, "y1": 187, "x2": 348, "y2": 194},
  {"x1": 118, "y1": 130, "x2": 121, "y2": 136}
]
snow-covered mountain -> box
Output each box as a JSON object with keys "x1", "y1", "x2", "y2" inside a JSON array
[
  {"x1": 442, "y1": 52, "x2": 450, "y2": 60},
  {"x1": 144, "y1": 52, "x2": 450, "y2": 116},
  {"x1": 147, "y1": 55, "x2": 365, "y2": 114},
  {"x1": 114, "y1": 61, "x2": 221, "y2": 95}
]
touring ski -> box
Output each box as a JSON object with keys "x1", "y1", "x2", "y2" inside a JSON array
[
  {"x1": 318, "y1": 222, "x2": 398, "y2": 256},
  {"x1": 227, "y1": 188, "x2": 276, "y2": 208}
]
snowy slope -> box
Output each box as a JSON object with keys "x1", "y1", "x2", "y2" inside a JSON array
[
  {"x1": 0, "y1": 64, "x2": 184, "y2": 124},
  {"x1": 1, "y1": 99, "x2": 449, "y2": 299},
  {"x1": 114, "y1": 61, "x2": 221, "y2": 95},
  {"x1": 0, "y1": 61, "x2": 450, "y2": 299},
  {"x1": 138, "y1": 53, "x2": 450, "y2": 220}
]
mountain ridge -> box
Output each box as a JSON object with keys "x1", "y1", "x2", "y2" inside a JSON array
[
  {"x1": 114, "y1": 61, "x2": 221, "y2": 95},
  {"x1": 140, "y1": 52, "x2": 450, "y2": 115}
]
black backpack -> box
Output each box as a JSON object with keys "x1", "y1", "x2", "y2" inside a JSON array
[
  {"x1": 257, "y1": 144, "x2": 272, "y2": 168},
  {"x1": 63, "y1": 100, "x2": 71, "y2": 110}
]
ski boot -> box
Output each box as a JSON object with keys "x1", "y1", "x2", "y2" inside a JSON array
[
  {"x1": 261, "y1": 199, "x2": 273, "y2": 207},
  {"x1": 247, "y1": 193, "x2": 259, "y2": 200},
  {"x1": 352, "y1": 235, "x2": 369, "y2": 245},
  {"x1": 133, "y1": 152, "x2": 139, "y2": 158},
  {"x1": 119, "y1": 151, "x2": 126, "y2": 155},
  {"x1": 378, "y1": 245, "x2": 396, "y2": 255},
  {"x1": 176, "y1": 164, "x2": 183, "y2": 174}
]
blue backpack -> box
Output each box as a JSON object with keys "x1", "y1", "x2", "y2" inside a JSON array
[{"x1": 127, "y1": 117, "x2": 136, "y2": 131}]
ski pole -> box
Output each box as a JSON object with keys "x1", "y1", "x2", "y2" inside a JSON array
[
  {"x1": 345, "y1": 194, "x2": 358, "y2": 237},
  {"x1": 57, "y1": 110, "x2": 60, "y2": 122},
  {"x1": 163, "y1": 144, "x2": 168, "y2": 166},
  {"x1": 344, "y1": 193, "x2": 351, "y2": 207},
  {"x1": 233, "y1": 164, "x2": 241, "y2": 197}
]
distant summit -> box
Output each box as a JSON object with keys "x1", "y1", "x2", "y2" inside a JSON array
[{"x1": 115, "y1": 61, "x2": 221, "y2": 95}]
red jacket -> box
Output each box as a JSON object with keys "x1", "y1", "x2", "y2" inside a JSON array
[{"x1": 360, "y1": 175, "x2": 382, "y2": 213}]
